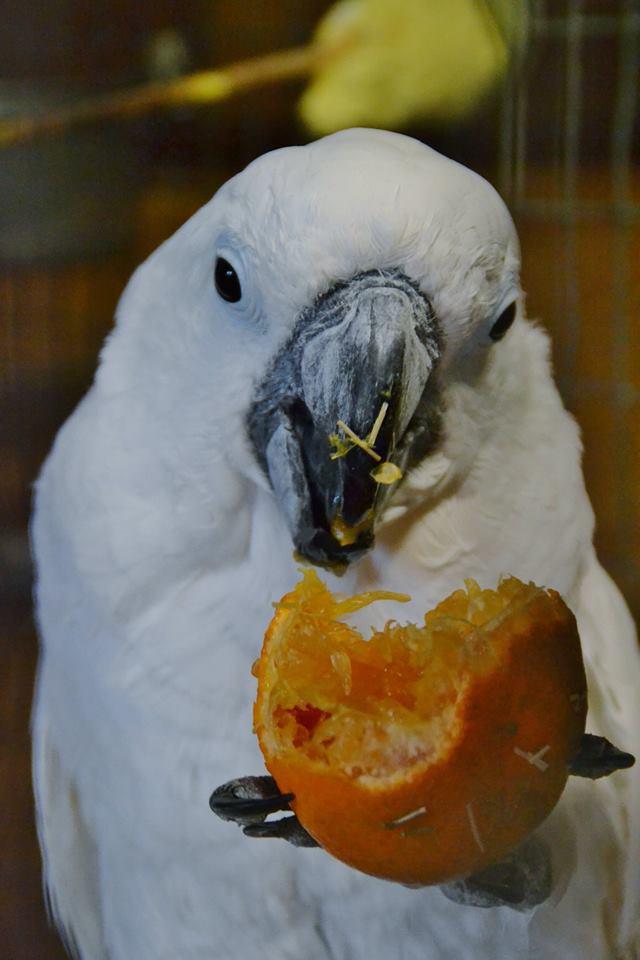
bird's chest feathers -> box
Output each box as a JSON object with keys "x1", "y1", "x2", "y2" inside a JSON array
[
  {"x1": 368, "y1": 446, "x2": 589, "y2": 607},
  {"x1": 105, "y1": 501, "x2": 297, "y2": 741}
]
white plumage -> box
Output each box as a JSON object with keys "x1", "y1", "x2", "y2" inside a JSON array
[{"x1": 32, "y1": 129, "x2": 639, "y2": 959}]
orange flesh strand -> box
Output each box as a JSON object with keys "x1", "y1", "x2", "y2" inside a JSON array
[{"x1": 267, "y1": 571, "x2": 538, "y2": 780}]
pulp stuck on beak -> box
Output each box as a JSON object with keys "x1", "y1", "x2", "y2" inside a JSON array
[{"x1": 248, "y1": 270, "x2": 442, "y2": 567}]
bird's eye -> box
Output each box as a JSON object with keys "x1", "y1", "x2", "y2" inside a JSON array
[
  {"x1": 214, "y1": 257, "x2": 242, "y2": 303},
  {"x1": 489, "y1": 301, "x2": 516, "y2": 341}
]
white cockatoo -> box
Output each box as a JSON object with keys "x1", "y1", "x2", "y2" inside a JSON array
[{"x1": 32, "y1": 129, "x2": 639, "y2": 960}]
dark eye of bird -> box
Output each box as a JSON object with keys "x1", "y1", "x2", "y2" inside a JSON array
[
  {"x1": 214, "y1": 257, "x2": 242, "y2": 303},
  {"x1": 489, "y1": 301, "x2": 516, "y2": 341}
]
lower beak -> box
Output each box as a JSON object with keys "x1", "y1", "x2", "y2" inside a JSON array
[{"x1": 249, "y1": 270, "x2": 441, "y2": 568}]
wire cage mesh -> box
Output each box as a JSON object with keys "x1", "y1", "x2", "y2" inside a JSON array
[{"x1": 500, "y1": 0, "x2": 639, "y2": 618}]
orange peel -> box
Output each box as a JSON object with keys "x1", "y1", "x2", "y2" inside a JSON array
[{"x1": 253, "y1": 570, "x2": 587, "y2": 885}]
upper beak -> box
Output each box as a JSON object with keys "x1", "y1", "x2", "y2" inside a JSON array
[{"x1": 248, "y1": 270, "x2": 441, "y2": 568}]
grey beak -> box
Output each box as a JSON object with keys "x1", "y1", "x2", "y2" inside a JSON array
[{"x1": 248, "y1": 270, "x2": 441, "y2": 568}]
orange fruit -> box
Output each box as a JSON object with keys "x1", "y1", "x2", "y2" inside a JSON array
[{"x1": 253, "y1": 570, "x2": 587, "y2": 886}]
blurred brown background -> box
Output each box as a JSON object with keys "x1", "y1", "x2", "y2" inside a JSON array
[{"x1": 1, "y1": 1, "x2": 638, "y2": 957}]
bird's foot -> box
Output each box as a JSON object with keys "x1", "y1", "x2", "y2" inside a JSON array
[
  {"x1": 209, "y1": 775, "x2": 319, "y2": 847},
  {"x1": 440, "y1": 834, "x2": 552, "y2": 912},
  {"x1": 211, "y1": 777, "x2": 550, "y2": 910},
  {"x1": 211, "y1": 736, "x2": 635, "y2": 899},
  {"x1": 569, "y1": 733, "x2": 635, "y2": 779},
  {"x1": 442, "y1": 736, "x2": 636, "y2": 912}
]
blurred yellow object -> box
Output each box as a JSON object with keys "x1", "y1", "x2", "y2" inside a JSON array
[
  {"x1": 299, "y1": 0, "x2": 529, "y2": 134},
  {"x1": 0, "y1": 1, "x2": 527, "y2": 148}
]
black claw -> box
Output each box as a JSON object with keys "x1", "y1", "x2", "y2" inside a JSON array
[
  {"x1": 440, "y1": 835, "x2": 552, "y2": 913},
  {"x1": 243, "y1": 816, "x2": 319, "y2": 848},
  {"x1": 209, "y1": 776, "x2": 294, "y2": 825},
  {"x1": 569, "y1": 733, "x2": 636, "y2": 780},
  {"x1": 209, "y1": 774, "x2": 319, "y2": 849}
]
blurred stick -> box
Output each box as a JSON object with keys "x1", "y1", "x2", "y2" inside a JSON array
[{"x1": 0, "y1": 42, "x2": 339, "y2": 148}]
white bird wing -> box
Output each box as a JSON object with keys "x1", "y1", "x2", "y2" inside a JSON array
[
  {"x1": 520, "y1": 550, "x2": 639, "y2": 959},
  {"x1": 32, "y1": 704, "x2": 108, "y2": 960},
  {"x1": 569, "y1": 549, "x2": 640, "y2": 950}
]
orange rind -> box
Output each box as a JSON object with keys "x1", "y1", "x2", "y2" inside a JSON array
[{"x1": 253, "y1": 570, "x2": 587, "y2": 885}]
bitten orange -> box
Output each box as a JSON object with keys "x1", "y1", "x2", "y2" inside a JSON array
[{"x1": 253, "y1": 570, "x2": 587, "y2": 886}]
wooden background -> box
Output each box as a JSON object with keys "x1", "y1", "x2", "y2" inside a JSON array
[{"x1": 1, "y1": 1, "x2": 638, "y2": 957}]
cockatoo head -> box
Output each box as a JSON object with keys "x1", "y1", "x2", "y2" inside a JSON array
[{"x1": 108, "y1": 129, "x2": 520, "y2": 568}]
